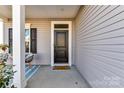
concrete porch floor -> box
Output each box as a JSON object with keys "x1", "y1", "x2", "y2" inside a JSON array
[{"x1": 26, "y1": 66, "x2": 90, "y2": 88}]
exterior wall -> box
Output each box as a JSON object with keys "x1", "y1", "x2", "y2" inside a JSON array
[
  {"x1": 0, "y1": 16, "x2": 9, "y2": 44},
  {"x1": 4, "y1": 19, "x2": 75, "y2": 65},
  {"x1": 27, "y1": 20, "x2": 51, "y2": 65},
  {"x1": 75, "y1": 5, "x2": 124, "y2": 87}
]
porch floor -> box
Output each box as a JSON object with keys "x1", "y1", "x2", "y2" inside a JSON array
[{"x1": 26, "y1": 66, "x2": 90, "y2": 88}]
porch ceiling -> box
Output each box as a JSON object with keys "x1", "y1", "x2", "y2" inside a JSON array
[
  {"x1": 0, "y1": 5, "x2": 80, "y2": 19},
  {"x1": 26, "y1": 5, "x2": 80, "y2": 18},
  {"x1": 0, "y1": 5, "x2": 11, "y2": 18}
]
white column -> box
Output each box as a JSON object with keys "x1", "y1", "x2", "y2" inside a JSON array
[
  {"x1": 12, "y1": 5, "x2": 26, "y2": 88},
  {"x1": 0, "y1": 19, "x2": 4, "y2": 44}
]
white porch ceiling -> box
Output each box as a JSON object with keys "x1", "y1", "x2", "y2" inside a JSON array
[
  {"x1": 26, "y1": 5, "x2": 80, "y2": 18},
  {"x1": 0, "y1": 5, "x2": 11, "y2": 18},
  {"x1": 0, "y1": 5, "x2": 80, "y2": 19}
]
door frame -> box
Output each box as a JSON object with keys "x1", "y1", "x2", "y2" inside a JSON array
[{"x1": 51, "y1": 21, "x2": 72, "y2": 66}]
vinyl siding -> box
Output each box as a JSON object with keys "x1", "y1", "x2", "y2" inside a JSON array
[
  {"x1": 4, "y1": 19, "x2": 75, "y2": 65},
  {"x1": 75, "y1": 5, "x2": 124, "y2": 88},
  {"x1": 28, "y1": 21, "x2": 51, "y2": 65}
]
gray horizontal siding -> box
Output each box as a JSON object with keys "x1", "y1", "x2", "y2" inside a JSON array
[{"x1": 75, "y1": 5, "x2": 124, "y2": 88}]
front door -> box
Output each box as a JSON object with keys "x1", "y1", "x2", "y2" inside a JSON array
[{"x1": 54, "y1": 30, "x2": 68, "y2": 64}]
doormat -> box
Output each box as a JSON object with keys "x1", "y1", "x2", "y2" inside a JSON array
[{"x1": 53, "y1": 66, "x2": 70, "y2": 70}]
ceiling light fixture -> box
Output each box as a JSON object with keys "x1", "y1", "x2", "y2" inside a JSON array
[{"x1": 60, "y1": 8, "x2": 64, "y2": 11}]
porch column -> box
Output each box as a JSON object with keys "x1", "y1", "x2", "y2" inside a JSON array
[
  {"x1": 12, "y1": 5, "x2": 26, "y2": 88},
  {"x1": 0, "y1": 18, "x2": 4, "y2": 44}
]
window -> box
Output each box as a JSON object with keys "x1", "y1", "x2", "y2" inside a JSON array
[
  {"x1": 8, "y1": 28, "x2": 37, "y2": 54},
  {"x1": 25, "y1": 29, "x2": 30, "y2": 53},
  {"x1": 0, "y1": 18, "x2": 4, "y2": 44},
  {"x1": 54, "y1": 24, "x2": 68, "y2": 28}
]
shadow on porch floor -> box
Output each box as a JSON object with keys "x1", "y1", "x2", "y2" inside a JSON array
[{"x1": 26, "y1": 66, "x2": 91, "y2": 88}]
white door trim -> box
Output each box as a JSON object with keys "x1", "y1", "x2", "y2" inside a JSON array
[{"x1": 51, "y1": 21, "x2": 72, "y2": 66}]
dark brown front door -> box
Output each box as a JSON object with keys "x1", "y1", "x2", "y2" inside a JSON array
[{"x1": 54, "y1": 30, "x2": 68, "y2": 64}]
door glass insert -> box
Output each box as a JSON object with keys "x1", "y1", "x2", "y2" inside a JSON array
[{"x1": 56, "y1": 32, "x2": 66, "y2": 46}]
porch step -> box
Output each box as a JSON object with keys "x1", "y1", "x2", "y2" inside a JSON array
[{"x1": 25, "y1": 65, "x2": 40, "y2": 81}]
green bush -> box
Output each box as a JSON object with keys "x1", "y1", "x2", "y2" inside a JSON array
[
  {"x1": 0, "y1": 44, "x2": 16, "y2": 88},
  {"x1": 0, "y1": 64, "x2": 16, "y2": 88}
]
